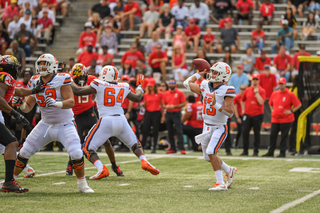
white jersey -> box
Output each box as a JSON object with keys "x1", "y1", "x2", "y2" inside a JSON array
[
  {"x1": 200, "y1": 80, "x2": 236, "y2": 126},
  {"x1": 90, "y1": 79, "x2": 131, "y2": 117},
  {"x1": 29, "y1": 73, "x2": 74, "y2": 124}
]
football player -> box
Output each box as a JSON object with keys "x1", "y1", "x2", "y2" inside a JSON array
[
  {"x1": 71, "y1": 66, "x2": 160, "y2": 178},
  {"x1": 13, "y1": 54, "x2": 94, "y2": 193},
  {"x1": 183, "y1": 62, "x2": 237, "y2": 191},
  {"x1": 0, "y1": 55, "x2": 43, "y2": 193},
  {"x1": 66, "y1": 63, "x2": 124, "y2": 178}
]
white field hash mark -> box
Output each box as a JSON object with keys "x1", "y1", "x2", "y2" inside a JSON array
[
  {"x1": 52, "y1": 182, "x2": 66, "y2": 185},
  {"x1": 270, "y1": 189, "x2": 320, "y2": 213}
]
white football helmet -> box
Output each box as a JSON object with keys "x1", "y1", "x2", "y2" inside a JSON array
[
  {"x1": 35, "y1": 53, "x2": 58, "y2": 76},
  {"x1": 207, "y1": 62, "x2": 232, "y2": 83},
  {"x1": 99, "y1": 65, "x2": 118, "y2": 82}
]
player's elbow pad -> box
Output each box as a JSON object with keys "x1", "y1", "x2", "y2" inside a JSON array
[{"x1": 183, "y1": 76, "x2": 192, "y2": 90}]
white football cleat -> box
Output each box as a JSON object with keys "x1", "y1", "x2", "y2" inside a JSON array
[
  {"x1": 77, "y1": 179, "x2": 94, "y2": 193},
  {"x1": 225, "y1": 167, "x2": 237, "y2": 188},
  {"x1": 23, "y1": 164, "x2": 35, "y2": 178},
  {"x1": 208, "y1": 182, "x2": 228, "y2": 191},
  {"x1": 0, "y1": 180, "x2": 4, "y2": 187}
]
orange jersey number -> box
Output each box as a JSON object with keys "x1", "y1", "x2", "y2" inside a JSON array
[
  {"x1": 203, "y1": 96, "x2": 216, "y2": 116},
  {"x1": 36, "y1": 88, "x2": 57, "y2": 107},
  {"x1": 104, "y1": 88, "x2": 124, "y2": 106}
]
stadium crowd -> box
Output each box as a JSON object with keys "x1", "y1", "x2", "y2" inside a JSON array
[{"x1": 1, "y1": 0, "x2": 319, "y2": 158}]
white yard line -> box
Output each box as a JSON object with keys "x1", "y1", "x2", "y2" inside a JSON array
[{"x1": 270, "y1": 189, "x2": 320, "y2": 213}]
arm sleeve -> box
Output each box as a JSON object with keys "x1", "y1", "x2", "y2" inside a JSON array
[
  {"x1": 179, "y1": 91, "x2": 186, "y2": 103},
  {"x1": 292, "y1": 93, "x2": 301, "y2": 107},
  {"x1": 269, "y1": 93, "x2": 274, "y2": 106},
  {"x1": 259, "y1": 88, "x2": 266, "y2": 101},
  {"x1": 90, "y1": 79, "x2": 100, "y2": 90},
  {"x1": 225, "y1": 86, "x2": 236, "y2": 98}
]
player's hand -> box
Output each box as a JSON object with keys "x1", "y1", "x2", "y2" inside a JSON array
[
  {"x1": 211, "y1": 92, "x2": 216, "y2": 105},
  {"x1": 125, "y1": 112, "x2": 130, "y2": 119},
  {"x1": 136, "y1": 85, "x2": 144, "y2": 94},
  {"x1": 198, "y1": 69, "x2": 209, "y2": 76},
  {"x1": 10, "y1": 109, "x2": 30, "y2": 126},
  {"x1": 161, "y1": 116, "x2": 165, "y2": 123},
  {"x1": 136, "y1": 74, "x2": 145, "y2": 86},
  {"x1": 253, "y1": 87, "x2": 259, "y2": 93},
  {"x1": 237, "y1": 117, "x2": 242, "y2": 124},
  {"x1": 12, "y1": 96, "x2": 23, "y2": 105},
  {"x1": 46, "y1": 97, "x2": 58, "y2": 107},
  {"x1": 284, "y1": 109, "x2": 292, "y2": 115},
  {"x1": 31, "y1": 79, "x2": 45, "y2": 94}
]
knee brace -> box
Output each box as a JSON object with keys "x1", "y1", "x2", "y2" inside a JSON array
[
  {"x1": 72, "y1": 157, "x2": 84, "y2": 170},
  {"x1": 69, "y1": 149, "x2": 83, "y2": 160},
  {"x1": 132, "y1": 143, "x2": 142, "y2": 152},
  {"x1": 83, "y1": 149, "x2": 97, "y2": 161},
  {"x1": 15, "y1": 154, "x2": 28, "y2": 169}
]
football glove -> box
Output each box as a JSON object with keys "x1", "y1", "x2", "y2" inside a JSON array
[
  {"x1": 31, "y1": 79, "x2": 45, "y2": 94},
  {"x1": 12, "y1": 96, "x2": 23, "y2": 106},
  {"x1": 46, "y1": 97, "x2": 63, "y2": 108},
  {"x1": 10, "y1": 109, "x2": 30, "y2": 126}
]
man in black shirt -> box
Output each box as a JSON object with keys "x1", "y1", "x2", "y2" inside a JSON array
[
  {"x1": 210, "y1": 0, "x2": 233, "y2": 24},
  {"x1": 14, "y1": 23, "x2": 36, "y2": 57},
  {"x1": 88, "y1": 0, "x2": 111, "y2": 20},
  {"x1": 0, "y1": 24, "x2": 10, "y2": 55}
]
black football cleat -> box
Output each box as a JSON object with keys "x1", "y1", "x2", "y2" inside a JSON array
[
  {"x1": 112, "y1": 165, "x2": 124, "y2": 177},
  {"x1": 2, "y1": 180, "x2": 29, "y2": 193},
  {"x1": 66, "y1": 161, "x2": 73, "y2": 176}
]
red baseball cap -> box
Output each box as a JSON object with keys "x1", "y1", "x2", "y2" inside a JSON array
[
  {"x1": 189, "y1": 18, "x2": 196, "y2": 23},
  {"x1": 124, "y1": 59, "x2": 131, "y2": 64},
  {"x1": 278, "y1": 77, "x2": 287, "y2": 84},
  {"x1": 147, "y1": 78, "x2": 156, "y2": 87},
  {"x1": 225, "y1": 17, "x2": 232, "y2": 23},
  {"x1": 252, "y1": 73, "x2": 260, "y2": 80},
  {"x1": 237, "y1": 64, "x2": 243, "y2": 69},
  {"x1": 121, "y1": 75, "x2": 129, "y2": 81}
]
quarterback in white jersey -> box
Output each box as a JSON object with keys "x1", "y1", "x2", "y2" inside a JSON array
[
  {"x1": 13, "y1": 54, "x2": 94, "y2": 193},
  {"x1": 183, "y1": 62, "x2": 237, "y2": 191},
  {"x1": 72, "y1": 65, "x2": 160, "y2": 177}
]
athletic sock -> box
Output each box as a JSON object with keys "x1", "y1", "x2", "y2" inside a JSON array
[
  {"x1": 93, "y1": 160, "x2": 103, "y2": 172},
  {"x1": 221, "y1": 161, "x2": 231, "y2": 174},
  {"x1": 5, "y1": 160, "x2": 15, "y2": 182},
  {"x1": 139, "y1": 155, "x2": 146, "y2": 161},
  {"x1": 215, "y1": 170, "x2": 224, "y2": 184},
  {"x1": 111, "y1": 161, "x2": 117, "y2": 170}
]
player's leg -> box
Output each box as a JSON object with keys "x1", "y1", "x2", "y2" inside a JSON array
[
  {"x1": 241, "y1": 115, "x2": 253, "y2": 155},
  {"x1": 117, "y1": 116, "x2": 159, "y2": 175},
  {"x1": 252, "y1": 114, "x2": 263, "y2": 156},
  {"x1": 83, "y1": 118, "x2": 111, "y2": 180},
  {"x1": 103, "y1": 140, "x2": 124, "y2": 176},
  {"x1": 151, "y1": 111, "x2": 161, "y2": 153},
  {"x1": 141, "y1": 111, "x2": 153, "y2": 149},
  {"x1": 56, "y1": 121, "x2": 93, "y2": 193},
  {"x1": 278, "y1": 122, "x2": 293, "y2": 157}
]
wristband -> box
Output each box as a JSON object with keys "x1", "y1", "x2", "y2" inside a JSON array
[
  {"x1": 20, "y1": 103, "x2": 26, "y2": 111},
  {"x1": 291, "y1": 109, "x2": 293, "y2": 113},
  {"x1": 194, "y1": 73, "x2": 201, "y2": 79},
  {"x1": 213, "y1": 102, "x2": 222, "y2": 110},
  {"x1": 56, "y1": 102, "x2": 63, "y2": 108}
]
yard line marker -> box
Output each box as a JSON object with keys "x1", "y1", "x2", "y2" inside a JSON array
[
  {"x1": 52, "y1": 182, "x2": 66, "y2": 185},
  {"x1": 270, "y1": 189, "x2": 320, "y2": 213},
  {"x1": 118, "y1": 183, "x2": 130, "y2": 186},
  {"x1": 249, "y1": 187, "x2": 259, "y2": 190},
  {"x1": 183, "y1": 185, "x2": 194, "y2": 188}
]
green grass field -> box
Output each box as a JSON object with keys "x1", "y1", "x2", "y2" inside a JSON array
[{"x1": 1, "y1": 149, "x2": 320, "y2": 213}]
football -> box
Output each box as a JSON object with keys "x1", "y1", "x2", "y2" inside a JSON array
[{"x1": 193, "y1": 58, "x2": 211, "y2": 72}]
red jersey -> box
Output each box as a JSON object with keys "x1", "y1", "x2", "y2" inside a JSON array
[
  {"x1": 144, "y1": 92, "x2": 163, "y2": 112},
  {"x1": 124, "y1": 2, "x2": 141, "y2": 18},
  {"x1": 218, "y1": 19, "x2": 225, "y2": 29},
  {"x1": 269, "y1": 88, "x2": 301, "y2": 123},
  {"x1": 203, "y1": 34, "x2": 215, "y2": 44},
  {"x1": 37, "y1": 17, "x2": 53, "y2": 29},
  {"x1": 78, "y1": 32, "x2": 97, "y2": 49},
  {"x1": 15, "y1": 80, "x2": 28, "y2": 106},
  {"x1": 273, "y1": 54, "x2": 292, "y2": 71},
  {"x1": 163, "y1": 88, "x2": 186, "y2": 112},
  {"x1": 255, "y1": 56, "x2": 271, "y2": 72},
  {"x1": 251, "y1": 30, "x2": 265, "y2": 42},
  {"x1": 236, "y1": 0, "x2": 253, "y2": 13},
  {"x1": 97, "y1": 53, "x2": 114, "y2": 66},
  {"x1": 148, "y1": 51, "x2": 168, "y2": 68},
  {"x1": 184, "y1": 25, "x2": 200, "y2": 36},
  {"x1": 121, "y1": 50, "x2": 144, "y2": 69},
  {"x1": 185, "y1": 101, "x2": 203, "y2": 128},
  {"x1": 0, "y1": 72, "x2": 15, "y2": 103},
  {"x1": 259, "y1": 3, "x2": 275, "y2": 17},
  {"x1": 259, "y1": 73, "x2": 277, "y2": 99},
  {"x1": 241, "y1": 86, "x2": 266, "y2": 116},
  {"x1": 0, "y1": 0, "x2": 10, "y2": 8},
  {"x1": 77, "y1": 51, "x2": 98, "y2": 67},
  {"x1": 72, "y1": 75, "x2": 96, "y2": 115},
  {"x1": 291, "y1": 51, "x2": 311, "y2": 70},
  {"x1": 233, "y1": 93, "x2": 242, "y2": 117}
]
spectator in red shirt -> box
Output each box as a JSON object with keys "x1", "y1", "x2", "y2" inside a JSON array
[
  {"x1": 241, "y1": 73, "x2": 266, "y2": 156},
  {"x1": 172, "y1": 44, "x2": 188, "y2": 82},
  {"x1": 141, "y1": 78, "x2": 165, "y2": 153},
  {"x1": 163, "y1": 78, "x2": 187, "y2": 154},
  {"x1": 255, "y1": 49, "x2": 271, "y2": 73},
  {"x1": 148, "y1": 43, "x2": 168, "y2": 80},
  {"x1": 259, "y1": 64, "x2": 277, "y2": 125},
  {"x1": 76, "y1": 22, "x2": 96, "y2": 55},
  {"x1": 182, "y1": 95, "x2": 203, "y2": 151},
  {"x1": 202, "y1": 26, "x2": 214, "y2": 53},
  {"x1": 259, "y1": 0, "x2": 275, "y2": 25},
  {"x1": 184, "y1": 18, "x2": 201, "y2": 53},
  {"x1": 273, "y1": 45, "x2": 292, "y2": 82},
  {"x1": 245, "y1": 24, "x2": 265, "y2": 51},
  {"x1": 77, "y1": 44, "x2": 98, "y2": 67},
  {"x1": 97, "y1": 45, "x2": 114, "y2": 66},
  {"x1": 262, "y1": 77, "x2": 301, "y2": 158},
  {"x1": 37, "y1": 9, "x2": 53, "y2": 43},
  {"x1": 291, "y1": 44, "x2": 311, "y2": 78},
  {"x1": 120, "y1": 0, "x2": 142, "y2": 30},
  {"x1": 233, "y1": 84, "x2": 247, "y2": 148},
  {"x1": 235, "y1": 0, "x2": 253, "y2": 25},
  {"x1": 121, "y1": 43, "x2": 144, "y2": 69},
  {"x1": 2, "y1": 0, "x2": 19, "y2": 29}
]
